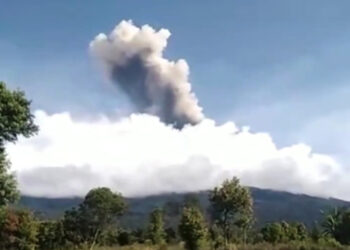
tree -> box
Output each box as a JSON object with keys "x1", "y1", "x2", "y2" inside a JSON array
[
  {"x1": 0, "y1": 153, "x2": 19, "y2": 206},
  {"x1": 132, "y1": 228, "x2": 147, "y2": 244},
  {"x1": 147, "y1": 208, "x2": 166, "y2": 244},
  {"x1": 97, "y1": 227, "x2": 119, "y2": 246},
  {"x1": 310, "y1": 222, "x2": 322, "y2": 242},
  {"x1": 81, "y1": 187, "x2": 126, "y2": 229},
  {"x1": 321, "y1": 207, "x2": 343, "y2": 237},
  {"x1": 0, "y1": 82, "x2": 38, "y2": 147},
  {"x1": 62, "y1": 207, "x2": 84, "y2": 245},
  {"x1": 322, "y1": 207, "x2": 350, "y2": 245},
  {"x1": 261, "y1": 222, "x2": 285, "y2": 243},
  {"x1": 0, "y1": 82, "x2": 38, "y2": 207},
  {"x1": 289, "y1": 222, "x2": 308, "y2": 241},
  {"x1": 0, "y1": 209, "x2": 38, "y2": 250},
  {"x1": 209, "y1": 224, "x2": 225, "y2": 249},
  {"x1": 334, "y1": 210, "x2": 350, "y2": 245},
  {"x1": 261, "y1": 221, "x2": 308, "y2": 243},
  {"x1": 209, "y1": 177, "x2": 253, "y2": 246},
  {"x1": 63, "y1": 187, "x2": 126, "y2": 248},
  {"x1": 235, "y1": 214, "x2": 254, "y2": 245},
  {"x1": 165, "y1": 227, "x2": 177, "y2": 244},
  {"x1": 179, "y1": 206, "x2": 208, "y2": 250},
  {"x1": 117, "y1": 230, "x2": 136, "y2": 246},
  {"x1": 37, "y1": 220, "x2": 65, "y2": 250}
]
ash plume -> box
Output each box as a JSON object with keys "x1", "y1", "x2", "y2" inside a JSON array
[{"x1": 90, "y1": 20, "x2": 204, "y2": 128}]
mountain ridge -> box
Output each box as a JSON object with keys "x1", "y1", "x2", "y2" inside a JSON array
[{"x1": 18, "y1": 187, "x2": 350, "y2": 228}]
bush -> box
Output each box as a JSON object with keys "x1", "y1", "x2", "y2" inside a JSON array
[
  {"x1": 0, "y1": 209, "x2": 38, "y2": 250},
  {"x1": 37, "y1": 220, "x2": 64, "y2": 250}
]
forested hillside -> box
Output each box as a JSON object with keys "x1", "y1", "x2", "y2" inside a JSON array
[{"x1": 19, "y1": 187, "x2": 350, "y2": 228}]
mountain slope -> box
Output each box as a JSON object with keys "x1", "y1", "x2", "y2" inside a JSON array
[{"x1": 18, "y1": 188, "x2": 350, "y2": 228}]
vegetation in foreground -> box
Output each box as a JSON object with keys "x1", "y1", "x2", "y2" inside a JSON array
[
  {"x1": 96, "y1": 242, "x2": 350, "y2": 250},
  {"x1": 1, "y1": 82, "x2": 350, "y2": 250}
]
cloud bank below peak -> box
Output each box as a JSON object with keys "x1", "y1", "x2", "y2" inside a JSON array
[{"x1": 7, "y1": 110, "x2": 349, "y2": 200}]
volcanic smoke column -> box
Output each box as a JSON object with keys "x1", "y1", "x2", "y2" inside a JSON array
[{"x1": 90, "y1": 20, "x2": 204, "y2": 128}]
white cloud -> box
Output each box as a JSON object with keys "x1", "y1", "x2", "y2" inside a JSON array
[
  {"x1": 6, "y1": 110, "x2": 349, "y2": 200},
  {"x1": 5, "y1": 21, "x2": 349, "y2": 201}
]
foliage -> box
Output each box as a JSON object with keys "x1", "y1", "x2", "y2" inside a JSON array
[
  {"x1": 0, "y1": 82, "x2": 38, "y2": 207},
  {"x1": 165, "y1": 227, "x2": 177, "y2": 244},
  {"x1": 118, "y1": 230, "x2": 137, "y2": 246},
  {"x1": 260, "y1": 221, "x2": 308, "y2": 243},
  {"x1": 178, "y1": 206, "x2": 208, "y2": 250},
  {"x1": 98, "y1": 242, "x2": 350, "y2": 250},
  {"x1": 0, "y1": 208, "x2": 38, "y2": 250},
  {"x1": 322, "y1": 207, "x2": 344, "y2": 237},
  {"x1": 147, "y1": 208, "x2": 166, "y2": 244},
  {"x1": 209, "y1": 224, "x2": 225, "y2": 249},
  {"x1": 0, "y1": 153, "x2": 19, "y2": 206},
  {"x1": 322, "y1": 208, "x2": 350, "y2": 245},
  {"x1": 97, "y1": 227, "x2": 119, "y2": 246},
  {"x1": 0, "y1": 82, "x2": 38, "y2": 147},
  {"x1": 63, "y1": 187, "x2": 126, "y2": 247},
  {"x1": 37, "y1": 220, "x2": 65, "y2": 250},
  {"x1": 62, "y1": 207, "x2": 85, "y2": 245},
  {"x1": 310, "y1": 222, "x2": 323, "y2": 242},
  {"x1": 209, "y1": 177, "x2": 253, "y2": 245},
  {"x1": 132, "y1": 228, "x2": 147, "y2": 244},
  {"x1": 18, "y1": 187, "x2": 350, "y2": 229},
  {"x1": 81, "y1": 187, "x2": 126, "y2": 232},
  {"x1": 0, "y1": 175, "x2": 349, "y2": 249},
  {"x1": 335, "y1": 210, "x2": 350, "y2": 245},
  {"x1": 261, "y1": 222, "x2": 285, "y2": 243}
]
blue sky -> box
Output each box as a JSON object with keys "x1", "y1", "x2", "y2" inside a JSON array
[{"x1": 1, "y1": 1, "x2": 350, "y2": 167}]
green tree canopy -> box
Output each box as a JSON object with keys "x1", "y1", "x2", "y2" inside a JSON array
[
  {"x1": 63, "y1": 187, "x2": 126, "y2": 248},
  {"x1": 261, "y1": 221, "x2": 308, "y2": 243},
  {"x1": 322, "y1": 207, "x2": 350, "y2": 245},
  {"x1": 37, "y1": 220, "x2": 65, "y2": 250},
  {"x1": 0, "y1": 208, "x2": 38, "y2": 250},
  {"x1": 147, "y1": 207, "x2": 166, "y2": 244},
  {"x1": 335, "y1": 210, "x2": 350, "y2": 245},
  {"x1": 0, "y1": 82, "x2": 38, "y2": 149},
  {"x1": 179, "y1": 206, "x2": 208, "y2": 250},
  {"x1": 261, "y1": 222, "x2": 285, "y2": 243},
  {"x1": 0, "y1": 82, "x2": 38, "y2": 207},
  {"x1": 209, "y1": 177, "x2": 253, "y2": 245},
  {"x1": 82, "y1": 187, "x2": 126, "y2": 225},
  {"x1": 0, "y1": 153, "x2": 18, "y2": 206}
]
